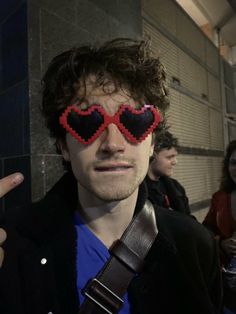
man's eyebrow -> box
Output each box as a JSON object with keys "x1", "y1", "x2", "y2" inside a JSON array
[
  {"x1": 74, "y1": 96, "x2": 85, "y2": 103},
  {"x1": 73, "y1": 97, "x2": 90, "y2": 105}
]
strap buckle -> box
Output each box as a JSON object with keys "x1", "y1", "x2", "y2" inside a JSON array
[{"x1": 84, "y1": 278, "x2": 124, "y2": 314}]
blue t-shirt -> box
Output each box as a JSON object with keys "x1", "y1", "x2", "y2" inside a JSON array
[{"x1": 74, "y1": 212, "x2": 131, "y2": 313}]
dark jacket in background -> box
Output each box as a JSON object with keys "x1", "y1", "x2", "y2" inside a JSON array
[
  {"x1": 0, "y1": 172, "x2": 222, "y2": 314},
  {"x1": 146, "y1": 175, "x2": 190, "y2": 214}
]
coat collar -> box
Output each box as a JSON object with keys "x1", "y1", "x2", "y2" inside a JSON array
[
  {"x1": 16, "y1": 171, "x2": 177, "y2": 256},
  {"x1": 17, "y1": 172, "x2": 147, "y2": 242},
  {"x1": 5, "y1": 172, "x2": 183, "y2": 313}
]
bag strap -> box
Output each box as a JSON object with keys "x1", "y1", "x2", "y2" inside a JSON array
[{"x1": 79, "y1": 199, "x2": 158, "y2": 314}]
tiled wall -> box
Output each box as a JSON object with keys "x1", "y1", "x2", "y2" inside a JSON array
[
  {"x1": 0, "y1": 0, "x2": 142, "y2": 212},
  {"x1": 0, "y1": 0, "x2": 31, "y2": 214},
  {"x1": 28, "y1": 0, "x2": 142, "y2": 202}
]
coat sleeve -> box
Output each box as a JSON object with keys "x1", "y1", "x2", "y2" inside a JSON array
[
  {"x1": 167, "y1": 177, "x2": 191, "y2": 215},
  {"x1": 175, "y1": 181, "x2": 190, "y2": 215},
  {"x1": 206, "y1": 234, "x2": 223, "y2": 313},
  {"x1": 191, "y1": 219, "x2": 223, "y2": 313}
]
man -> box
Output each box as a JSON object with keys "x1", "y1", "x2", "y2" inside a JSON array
[
  {"x1": 0, "y1": 38, "x2": 221, "y2": 314},
  {"x1": 146, "y1": 130, "x2": 190, "y2": 214}
]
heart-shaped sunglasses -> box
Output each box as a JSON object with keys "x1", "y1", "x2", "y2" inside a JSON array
[{"x1": 59, "y1": 104, "x2": 161, "y2": 145}]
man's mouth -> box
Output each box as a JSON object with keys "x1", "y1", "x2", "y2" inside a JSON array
[{"x1": 94, "y1": 163, "x2": 132, "y2": 172}]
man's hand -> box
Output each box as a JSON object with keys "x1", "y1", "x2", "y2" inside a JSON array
[
  {"x1": 221, "y1": 235, "x2": 236, "y2": 256},
  {"x1": 0, "y1": 173, "x2": 24, "y2": 267},
  {"x1": 0, "y1": 228, "x2": 7, "y2": 267},
  {"x1": 0, "y1": 173, "x2": 24, "y2": 198}
]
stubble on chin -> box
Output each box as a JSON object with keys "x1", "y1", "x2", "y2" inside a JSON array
[
  {"x1": 80, "y1": 171, "x2": 143, "y2": 203},
  {"x1": 91, "y1": 179, "x2": 140, "y2": 202}
]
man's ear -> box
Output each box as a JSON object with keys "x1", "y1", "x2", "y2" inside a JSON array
[
  {"x1": 151, "y1": 151, "x2": 159, "y2": 162},
  {"x1": 149, "y1": 143, "x2": 154, "y2": 158},
  {"x1": 57, "y1": 139, "x2": 70, "y2": 162},
  {"x1": 150, "y1": 133, "x2": 156, "y2": 158}
]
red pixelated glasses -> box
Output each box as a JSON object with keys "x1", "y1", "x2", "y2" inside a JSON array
[{"x1": 59, "y1": 104, "x2": 161, "y2": 145}]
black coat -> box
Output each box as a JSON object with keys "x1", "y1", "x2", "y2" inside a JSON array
[
  {"x1": 146, "y1": 175, "x2": 190, "y2": 214},
  {"x1": 0, "y1": 173, "x2": 222, "y2": 314}
]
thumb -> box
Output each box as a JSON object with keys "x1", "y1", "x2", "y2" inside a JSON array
[
  {"x1": 0, "y1": 173, "x2": 24, "y2": 198},
  {"x1": 0, "y1": 228, "x2": 7, "y2": 267}
]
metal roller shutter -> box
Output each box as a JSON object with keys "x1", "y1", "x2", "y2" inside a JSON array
[
  {"x1": 209, "y1": 108, "x2": 224, "y2": 149},
  {"x1": 228, "y1": 120, "x2": 236, "y2": 141},
  {"x1": 179, "y1": 49, "x2": 207, "y2": 97},
  {"x1": 168, "y1": 89, "x2": 210, "y2": 148},
  {"x1": 208, "y1": 72, "x2": 221, "y2": 108},
  {"x1": 142, "y1": 0, "x2": 177, "y2": 35},
  {"x1": 142, "y1": 0, "x2": 225, "y2": 216},
  {"x1": 173, "y1": 155, "x2": 222, "y2": 204},
  {"x1": 143, "y1": 20, "x2": 178, "y2": 81},
  {"x1": 206, "y1": 40, "x2": 220, "y2": 76},
  {"x1": 176, "y1": 7, "x2": 205, "y2": 61}
]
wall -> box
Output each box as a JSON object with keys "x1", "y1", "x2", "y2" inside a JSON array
[
  {"x1": 2, "y1": 0, "x2": 233, "y2": 219},
  {"x1": 224, "y1": 61, "x2": 236, "y2": 143},
  {"x1": 28, "y1": 0, "x2": 142, "y2": 201},
  {"x1": 0, "y1": 0, "x2": 31, "y2": 214},
  {"x1": 0, "y1": 0, "x2": 142, "y2": 212},
  {"x1": 142, "y1": 0, "x2": 225, "y2": 220}
]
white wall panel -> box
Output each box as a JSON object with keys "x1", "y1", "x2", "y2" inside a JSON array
[
  {"x1": 225, "y1": 87, "x2": 236, "y2": 114},
  {"x1": 176, "y1": 7, "x2": 205, "y2": 61},
  {"x1": 209, "y1": 108, "x2": 224, "y2": 149},
  {"x1": 173, "y1": 155, "x2": 222, "y2": 204},
  {"x1": 228, "y1": 121, "x2": 236, "y2": 141},
  {"x1": 208, "y1": 72, "x2": 221, "y2": 108},
  {"x1": 179, "y1": 50, "x2": 207, "y2": 97},
  {"x1": 223, "y1": 60, "x2": 234, "y2": 89},
  {"x1": 143, "y1": 21, "x2": 178, "y2": 80},
  {"x1": 168, "y1": 89, "x2": 210, "y2": 148},
  {"x1": 206, "y1": 40, "x2": 219, "y2": 76},
  {"x1": 142, "y1": 0, "x2": 177, "y2": 35}
]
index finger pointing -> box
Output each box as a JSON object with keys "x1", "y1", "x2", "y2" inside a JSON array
[{"x1": 0, "y1": 173, "x2": 24, "y2": 198}]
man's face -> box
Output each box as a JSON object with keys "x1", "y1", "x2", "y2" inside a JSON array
[
  {"x1": 151, "y1": 147, "x2": 178, "y2": 178},
  {"x1": 60, "y1": 76, "x2": 154, "y2": 204}
]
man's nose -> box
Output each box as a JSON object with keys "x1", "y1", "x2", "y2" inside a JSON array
[
  {"x1": 172, "y1": 157, "x2": 177, "y2": 165},
  {"x1": 100, "y1": 123, "x2": 126, "y2": 153}
]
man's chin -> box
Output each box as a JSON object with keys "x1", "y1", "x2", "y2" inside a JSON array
[
  {"x1": 80, "y1": 174, "x2": 143, "y2": 203},
  {"x1": 95, "y1": 190, "x2": 133, "y2": 202},
  {"x1": 92, "y1": 182, "x2": 140, "y2": 202}
]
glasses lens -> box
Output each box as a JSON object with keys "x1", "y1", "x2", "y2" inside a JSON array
[
  {"x1": 120, "y1": 107, "x2": 155, "y2": 140},
  {"x1": 67, "y1": 109, "x2": 104, "y2": 142}
]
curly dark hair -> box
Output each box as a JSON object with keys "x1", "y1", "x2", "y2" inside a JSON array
[
  {"x1": 41, "y1": 38, "x2": 169, "y2": 141},
  {"x1": 220, "y1": 140, "x2": 236, "y2": 192},
  {"x1": 148, "y1": 127, "x2": 178, "y2": 163},
  {"x1": 153, "y1": 129, "x2": 179, "y2": 153}
]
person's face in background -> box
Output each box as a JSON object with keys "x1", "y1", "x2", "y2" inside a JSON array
[
  {"x1": 150, "y1": 147, "x2": 178, "y2": 178},
  {"x1": 229, "y1": 150, "x2": 236, "y2": 184},
  {"x1": 60, "y1": 76, "x2": 154, "y2": 206}
]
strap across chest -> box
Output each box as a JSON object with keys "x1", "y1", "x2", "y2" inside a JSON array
[{"x1": 79, "y1": 200, "x2": 158, "y2": 314}]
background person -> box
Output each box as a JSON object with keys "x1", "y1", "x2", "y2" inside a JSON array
[
  {"x1": 146, "y1": 130, "x2": 190, "y2": 214},
  {"x1": 203, "y1": 140, "x2": 236, "y2": 313}
]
